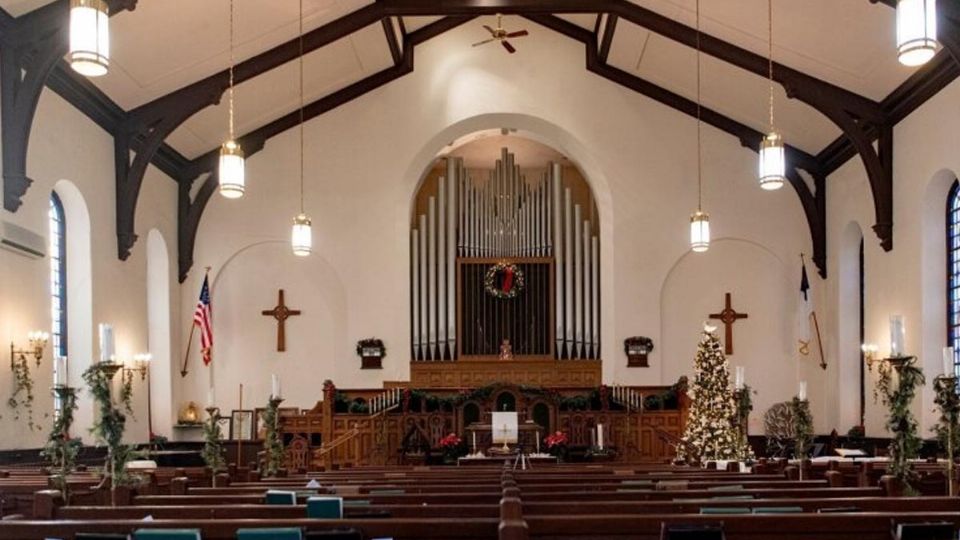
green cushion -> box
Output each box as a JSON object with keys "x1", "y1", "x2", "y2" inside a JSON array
[
  {"x1": 133, "y1": 529, "x2": 202, "y2": 540},
  {"x1": 306, "y1": 496, "x2": 343, "y2": 519},
  {"x1": 616, "y1": 488, "x2": 651, "y2": 492},
  {"x1": 699, "y1": 507, "x2": 751, "y2": 514},
  {"x1": 368, "y1": 489, "x2": 404, "y2": 495},
  {"x1": 706, "y1": 484, "x2": 744, "y2": 492},
  {"x1": 237, "y1": 528, "x2": 303, "y2": 540},
  {"x1": 266, "y1": 490, "x2": 297, "y2": 505},
  {"x1": 710, "y1": 495, "x2": 754, "y2": 500},
  {"x1": 343, "y1": 500, "x2": 371, "y2": 507},
  {"x1": 753, "y1": 506, "x2": 804, "y2": 514}
]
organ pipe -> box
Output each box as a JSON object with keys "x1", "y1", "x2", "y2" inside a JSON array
[{"x1": 411, "y1": 149, "x2": 599, "y2": 361}]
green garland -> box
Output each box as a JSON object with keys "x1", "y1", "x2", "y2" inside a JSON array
[
  {"x1": 7, "y1": 352, "x2": 38, "y2": 431},
  {"x1": 876, "y1": 358, "x2": 925, "y2": 493},
  {"x1": 933, "y1": 376, "x2": 960, "y2": 459},
  {"x1": 119, "y1": 369, "x2": 135, "y2": 416},
  {"x1": 734, "y1": 386, "x2": 755, "y2": 461},
  {"x1": 40, "y1": 386, "x2": 82, "y2": 502},
  {"x1": 790, "y1": 397, "x2": 813, "y2": 459},
  {"x1": 201, "y1": 409, "x2": 226, "y2": 473},
  {"x1": 82, "y1": 364, "x2": 140, "y2": 492},
  {"x1": 262, "y1": 398, "x2": 285, "y2": 477}
]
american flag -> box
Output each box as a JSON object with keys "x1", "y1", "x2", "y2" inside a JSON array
[{"x1": 193, "y1": 275, "x2": 213, "y2": 365}]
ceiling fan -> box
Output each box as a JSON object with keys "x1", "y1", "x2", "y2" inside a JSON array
[{"x1": 472, "y1": 14, "x2": 529, "y2": 54}]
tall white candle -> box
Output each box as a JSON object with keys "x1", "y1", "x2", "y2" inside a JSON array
[
  {"x1": 98, "y1": 324, "x2": 114, "y2": 363},
  {"x1": 207, "y1": 385, "x2": 216, "y2": 408},
  {"x1": 890, "y1": 315, "x2": 905, "y2": 357},
  {"x1": 735, "y1": 366, "x2": 745, "y2": 390},
  {"x1": 798, "y1": 381, "x2": 807, "y2": 401},
  {"x1": 472, "y1": 431, "x2": 477, "y2": 452},
  {"x1": 597, "y1": 424, "x2": 604, "y2": 449},
  {"x1": 536, "y1": 431, "x2": 541, "y2": 453},
  {"x1": 54, "y1": 356, "x2": 66, "y2": 386},
  {"x1": 271, "y1": 374, "x2": 281, "y2": 399},
  {"x1": 944, "y1": 347, "x2": 955, "y2": 377}
]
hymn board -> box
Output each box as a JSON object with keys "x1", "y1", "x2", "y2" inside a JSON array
[{"x1": 410, "y1": 149, "x2": 601, "y2": 362}]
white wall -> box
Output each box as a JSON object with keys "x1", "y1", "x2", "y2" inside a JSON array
[
  {"x1": 825, "y1": 77, "x2": 960, "y2": 437},
  {"x1": 0, "y1": 87, "x2": 179, "y2": 448},
  {"x1": 181, "y1": 19, "x2": 822, "y2": 431}
]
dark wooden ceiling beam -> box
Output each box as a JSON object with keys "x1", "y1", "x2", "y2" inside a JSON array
[
  {"x1": 598, "y1": 14, "x2": 617, "y2": 63},
  {"x1": 177, "y1": 16, "x2": 475, "y2": 281},
  {"x1": 114, "y1": 3, "x2": 385, "y2": 260},
  {"x1": 383, "y1": 17, "x2": 403, "y2": 65},
  {"x1": 527, "y1": 13, "x2": 827, "y2": 276},
  {"x1": 0, "y1": 0, "x2": 137, "y2": 212}
]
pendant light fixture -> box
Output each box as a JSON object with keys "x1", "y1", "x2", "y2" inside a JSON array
[
  {"x1": 897, "y1": 0, "x2": 938, "y2": 66},
  {"x1": 218, "y1": 0, "x2": 245, "y2": 199},
  {"x1": 291, "y1": 0, "x2": 312, "y2": 257},
  {"x1": 689, "y1": 0, "x2": 710, "y2": 253},
  {"x1": 758, "y1": 0, "x2": 785, "y2": 191},
  {"x1": 68, "y1": 0, "x2": 110, "y2": 77}
]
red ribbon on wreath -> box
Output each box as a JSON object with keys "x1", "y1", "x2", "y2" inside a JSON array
[{"x1": 501, "y1": 265, "x2": 515, "y2": 293}]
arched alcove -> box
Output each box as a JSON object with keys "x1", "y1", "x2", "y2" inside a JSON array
[
  {"x1": 146, "y1": 229, "x2": 173, "y2": 438},
  {"x1": 836, "y1": 221, "x2": 864, "y2": 431},
  {"x1": 52, "y1": 179, "x2": 94, "y2": 435},
  {"x1": 660, "y1": 237, "x2": 794, "y2": 434}
]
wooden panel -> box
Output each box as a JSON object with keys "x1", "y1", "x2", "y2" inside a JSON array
[{"x1": 410, "y1": 359, "x2": 601, "y2": 388}]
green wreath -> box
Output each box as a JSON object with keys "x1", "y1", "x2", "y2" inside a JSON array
[{"x1": 484, "y1": 262, "x2": 525, "y2": 299}]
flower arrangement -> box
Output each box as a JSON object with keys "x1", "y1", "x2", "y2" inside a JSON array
[
  {"x1": 543, "y1": 431, "x2": 568, "y2": 449},
  {"x1": 438, "y1": 433, "x2": 462, "y2": 450}
]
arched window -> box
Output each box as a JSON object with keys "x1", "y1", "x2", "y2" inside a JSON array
[
  {"x1": 947, "y1": 181, "x2": 960, "y2": 376},
  {"x1": 49, "y1": 192, "x2": 67, "y2": 378}
]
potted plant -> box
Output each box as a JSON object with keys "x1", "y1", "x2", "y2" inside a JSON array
[
  {"x1": 544, "y1": 431, "x2": 569, "y2": 461},
  {"x1": 438, "y1": 433, "x2": 464, "y2": 464}
]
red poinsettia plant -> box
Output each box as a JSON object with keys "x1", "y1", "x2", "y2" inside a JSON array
[
  {"x1": 544, "y1": 431, "x2": 569, "y2": 449},
  {"x1": 438, "y1": 433, "x2": 462, "y2": 449}
]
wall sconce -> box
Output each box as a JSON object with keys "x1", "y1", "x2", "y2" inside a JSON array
[
  {"x1": 862, "y1": 343, "x2": 879, "y2": 370},
  {"x1": 10, "y1": 331, "x2": 50, "y2": 369},
  {"x1": 123, "y1": 353, "x2": 151, "y2": 381}
]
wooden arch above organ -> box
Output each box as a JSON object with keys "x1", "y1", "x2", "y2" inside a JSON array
[{"x1": 410, "y1": 138, "x2": 601, "y2": 382}]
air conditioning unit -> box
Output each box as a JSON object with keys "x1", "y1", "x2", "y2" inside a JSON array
[{"x1": 0, "y1": 220, "x2": 45, "y2": 259}]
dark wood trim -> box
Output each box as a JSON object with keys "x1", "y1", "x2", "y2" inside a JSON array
[
  {"x1": 527, "y1": 13, "x2": 827, "y2": 276},
  {"x1": 176, "y1": 16, "x2": 476, "y2": 281},
  {"x1": 383, "y1": 17, "x2": 403, "y2": 65},
  {"x1": 597, "y1": 14, "x2": 617, "y2": 63},
  {"x1": 0, "y1": 1, "x2": 136, "y2": 212},
  {"x1": 116, "y1": 3, "x2": 385, "y2": 259}
]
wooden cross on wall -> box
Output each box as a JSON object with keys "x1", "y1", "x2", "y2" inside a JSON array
[
  {"x1": 262, "y1": 289, "x2": 301, "y2": 352},
  {"x1": 709, "y1": 292, "x2": 748, "y2": 355}
]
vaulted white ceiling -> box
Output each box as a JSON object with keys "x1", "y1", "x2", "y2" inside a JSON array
[{"x1": 0, "y1": 0, "x2": 928, "y2": 160}]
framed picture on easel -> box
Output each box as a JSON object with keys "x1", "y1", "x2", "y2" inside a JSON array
[{"x1": 230, "y1": 409, "x2": 254, "y2": 440}]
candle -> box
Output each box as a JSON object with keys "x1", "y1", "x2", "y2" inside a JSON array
[
  {"x1": 271, "y1": 374, "x2": 281, "y2": 399},
  {"x1": 54, "y1": 356, "x2": 67, "y2": 386},
  {"x1": 735, "y1": 366, "x2": 745, "y2": 390},
  {"x1": 207, "y1": 385, "x2": 216, "y2": 408},
  {"x1": 890, "y1": 315, "x2": 905, "y2": 357},
  {"x1": 798, "y1": 381, "x2": 807, "y2": 401},
  {"x1": 945, "y1": 347, "x2": 955, "y2": 377},
  {"x1": 98, "y1": 324, "x2": 114, "y2": 363},
  {"x1": 472, "y1": 431, "x2": 477, "y2": 453},
  {"x1": 597, "y1": 424, "x2": 604, "y2": 450},
  {"x1": 536, "y1": 431, "x2": 540, "y2": 453}
]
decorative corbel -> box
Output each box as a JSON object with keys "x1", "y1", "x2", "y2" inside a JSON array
[{"x1": 0, "y1": 0, "x2": 136, "y2": 212}]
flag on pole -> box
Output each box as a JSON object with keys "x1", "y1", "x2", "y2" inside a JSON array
[
  {"x1": 797, "y1": 258, "x2": 812, "y2": 356},
  {"x1": 193, "y1": 275, "x2": 213, "y2": 365}
]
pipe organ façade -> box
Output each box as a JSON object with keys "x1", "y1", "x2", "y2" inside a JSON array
[{"x1": 411, "y1": 148, "x2": 600, "y2": 362}]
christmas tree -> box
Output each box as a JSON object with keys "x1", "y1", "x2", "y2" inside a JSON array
[{"x1": 679, "y1": 326, "x2": 744, "y2": 462}]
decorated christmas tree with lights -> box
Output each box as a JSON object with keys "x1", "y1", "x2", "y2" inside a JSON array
[{"x1": 679, "y1": 325, "x2": 744, "y2": 462}]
